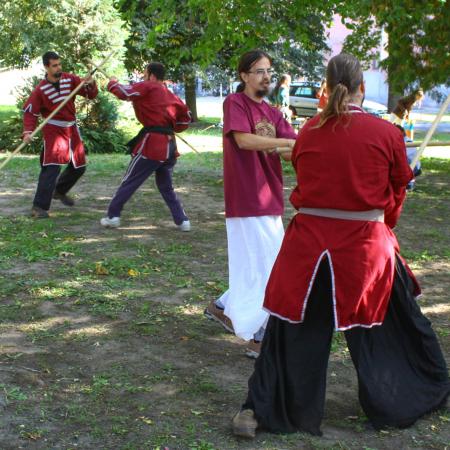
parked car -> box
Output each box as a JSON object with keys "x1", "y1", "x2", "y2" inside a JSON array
[
  {"x1": 289, "y1": 82, "x2": 388, "y2": 118},
  {"x1": 289, "y1": 82, "x2": 321, "y2": 117}
]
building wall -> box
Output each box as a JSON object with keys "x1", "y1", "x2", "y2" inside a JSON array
[{"x1": 0, "y1": 62, "x2": 43, "y2": 105}]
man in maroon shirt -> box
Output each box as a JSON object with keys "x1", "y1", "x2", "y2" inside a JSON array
[
  {"x1": 204, "y1": 50, "x2": 297, "y2": 357},
  {"x1": 23, "y1": 51, "x2": 98, "y2": 218},
  {"x1": 100, "y1": 62, "x2": 191, "y2": 231}
]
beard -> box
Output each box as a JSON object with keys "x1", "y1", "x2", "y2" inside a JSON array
[
  {"x1": 255, "y1": 85, "x2": 270, "y2": 98},
  {"x1": 55, "y1": 72, "x2": 62, "y2": 79}
]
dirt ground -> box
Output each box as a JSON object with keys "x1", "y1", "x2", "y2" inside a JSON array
[{"x1": 0, "y1": 152, "x2": 448, "y2": 450}]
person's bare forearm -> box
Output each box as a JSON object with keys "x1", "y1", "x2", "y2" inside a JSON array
[{"x1": 234, "y1": 132, "x2": 295, "y2": 153}]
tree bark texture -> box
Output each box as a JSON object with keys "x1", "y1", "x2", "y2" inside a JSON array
[{"x1": 184, "y1": 73, "x2": 198, "y2": 122}]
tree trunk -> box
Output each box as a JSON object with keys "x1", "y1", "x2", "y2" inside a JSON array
[
  {"x1": 386, "y1": 27, "x2": 403, "y2": 113},
  {"x1": 184, "y1": 73, "x2": 198, "y2": 122},
  {"x1": 388, "y1": 86, "x2": 402, "y2": 114}
]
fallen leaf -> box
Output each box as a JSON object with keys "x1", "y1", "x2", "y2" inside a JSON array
[
  {"x1": 59, "y1": 251, "x2": 75, "y2": 258},
  {"x1": 138, "y1": 416, "x2": 153, "y2": 425},
  {"x1": 95, "y1": 262, "x2": 109, "y2": 275},
  {"x1": 128, "y1": 269, "x2": 139, "y2": 277},
  {"x1": 25, "y1": 432, "x2": 41, "y2": 440}
]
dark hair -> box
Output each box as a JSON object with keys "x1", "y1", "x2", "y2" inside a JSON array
[
  {"x1": 394, "y1": 88, "x2": 424, "y2": 116},
  {"x1": 317, "y1": 53, "x2": 363, "y2": 128},
  {"x1": 42, "y1": 51, "x2": 60, "y2": 66},
  {"x1": 394, "y1": 124, "x2": 406, "y2": 137},
  {"x1": 146, "y1": 62, "x2": 165, "y2": 81},
  {"x1": 236, "y1": 49, "x2": 272, "y2": 93},
  {"x1": 272, "y1": 74, "x2": 291, "y2": 105}
]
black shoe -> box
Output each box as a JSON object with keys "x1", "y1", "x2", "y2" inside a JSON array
[
  {"x1": 53, "y1": 191, "x2": 75, "y2": 206},
  {"x1": 31, "y1": 206, "x2": 49, "y2": 219}
]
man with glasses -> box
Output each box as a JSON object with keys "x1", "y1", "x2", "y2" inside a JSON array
[{"x1": 204, "y1": 49, "x2": 297, "y2": 358}]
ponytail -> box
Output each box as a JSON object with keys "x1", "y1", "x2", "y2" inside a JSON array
[
  {"x1": 316, "y1": 83, "x2": 350, "y2": 128},
  {"x1": 236, "y1": 82, "x2": 246, "y2": 93},
  {"x1": 315, "y1": 53, "x2": 363, "y2": 128}
]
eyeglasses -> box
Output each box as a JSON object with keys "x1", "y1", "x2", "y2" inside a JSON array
[{"x1": 247, "y1": 68, "x2": 275, "y2": 76}]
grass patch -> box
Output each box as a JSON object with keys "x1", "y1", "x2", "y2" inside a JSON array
[
  {"x1": 0, "y1": 144, "x2": 448, "y2": 450},
  {"x1": 415, "y1": 130, "x2": 450, "y2": 143},
  {"x1": 0, "y1": 104, "x2": 16, "y2": 121}
]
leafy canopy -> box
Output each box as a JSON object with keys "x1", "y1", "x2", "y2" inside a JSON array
[
  {"x1": 338, "y1": 0, "x2": 450, "y2": 93},
  {"x1": 0, "y1": 0, "x2": 127, "y2": 74}
]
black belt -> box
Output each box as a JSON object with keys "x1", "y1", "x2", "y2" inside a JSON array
[{"x1": 126, "y1": 125, "x2": 174, "y2": 154}]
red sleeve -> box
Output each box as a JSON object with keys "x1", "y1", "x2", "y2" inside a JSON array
[
  {"x1": 173, "y1": 100, "x2": 191, "y2": 132},
  {"x1": 223, "y1": 95, "x2": 252, "y2": 136},
  {"x1": 275, "y1": 112, "x2": 297, "y2": 139},
  {"x1": 22, "y1": 88, "x2": 42, "y2": 134},
  {"x1": 385, "y1": 130, "x2": 414, "y2": 228},
  {"x1": 107, "y1": 80, "x2": 147, "y2": 101},
  {"x1": 72, "y1": 74, "x2": 98, "y2": 99}
]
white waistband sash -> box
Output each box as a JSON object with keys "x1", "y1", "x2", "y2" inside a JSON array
[
  {"x1": 298, "y1": 207, "x2": 384, "y2": 222},
  {"x1": 47, "y1": 119, "x2": 76, "y2": 127}
]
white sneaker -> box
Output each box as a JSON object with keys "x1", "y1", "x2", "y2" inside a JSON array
[
  {"x1": 178, "y1": 220, "x2": 191, "y2": 232},
  {"x1": 100, "y1": 216, "x2": 120, "y2": 228}
]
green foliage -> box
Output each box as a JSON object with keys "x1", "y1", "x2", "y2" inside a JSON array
[
  {"x1": 0, "y1": 76, "x2": 42, "y2": 153},
  {"x1": 338, "y1": 1, "x2": 450, "y2": 93},
  {"x1": 117, "y1": 0, "x2": 333, "y2": 117},
  {"x1": 0, "y1": 0, "x2": 129, "y2": 153},
  {"x1": 78, "y1": 90, "x2": 128, "y2": 153},
  {"x1": 270, "y1": 42, "x2": 327, "y2": 80},
  {"x1": 0, "y1": 0, "x2": 127, "y2": 75}
]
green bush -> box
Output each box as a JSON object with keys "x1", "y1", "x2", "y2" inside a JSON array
[
  {"x1": 0, "y1": 76, "x2": 42, "y2": 154},
  {"x1": 77, "y1": 90, "x2": 127, "y2": 153},
  {"x1": 0, "y1": 77, "x2": 128, "y2": 154}
]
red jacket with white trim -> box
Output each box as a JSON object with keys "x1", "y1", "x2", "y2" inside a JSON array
[
  {"x1": 263, "y1": 106, "x2": 416, "y2": 330},
  {"x1": 23, "y1": 73, "x2": 98, "y2": 133},
  {"x1": 107, "y1": 79, "x2": 191, "y2": 160}
]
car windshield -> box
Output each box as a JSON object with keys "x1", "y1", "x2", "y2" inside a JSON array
[{"x1": 290, "y1": 85, "x2": 318, "y2": 97}]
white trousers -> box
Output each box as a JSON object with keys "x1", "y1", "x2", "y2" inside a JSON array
[{"x1": 218, "y1": 216, "x2": 284, "y2": 340}]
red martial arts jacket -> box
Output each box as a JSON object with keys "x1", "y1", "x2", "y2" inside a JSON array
[
  {"x1": 107, "y1": 80, "x2": 191, "y2": 161},
  {"x1": 264, "y1": 105, "x2": 416, "y2": 330},
  {"x1": 23, "y1": 73, "x2": 98, "y2": 167}
]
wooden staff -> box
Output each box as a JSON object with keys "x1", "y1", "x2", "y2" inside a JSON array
[
  {"x1": 174, "y1": 133, "x2": 200, "y2": 154},
  {"x1": 406, "y1": 141, "x2": 450, "y2": 148},
  {"x1": 0, "y1": 49, "x2": 117, "y2": 171},
  {"x1": 276, "y1": 141, "x2": 450, "y2": 154},
  {"x1": 409, "y1": 93, "x2": 450, "y2": 169}
]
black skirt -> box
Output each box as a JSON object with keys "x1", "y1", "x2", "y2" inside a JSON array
[{"x1": 243, "y1": 256, "x2": 449, "y2": 436}]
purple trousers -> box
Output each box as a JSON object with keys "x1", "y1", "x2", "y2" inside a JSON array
[{"x1": 107, "y1": 152, "x2": 188, "y2": 225}]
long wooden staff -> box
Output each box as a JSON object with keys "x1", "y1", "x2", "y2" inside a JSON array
[
  {"x1": 87, "y1": 59, "x2": 202, "y2": 155},
  {"x1": 174, "y1": 133, "x2": 201, "y2": 154},
  {"x1": 276, "y1": 141, "x2": 450, "y2": 156},
  {"x1": 409, "y1": 93, "x2": 450, "y2": 169},
  {"x1": 0, "y1": 49, "x2": 116, "y2": 171}
]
